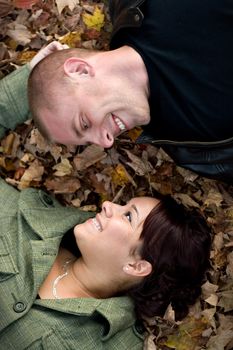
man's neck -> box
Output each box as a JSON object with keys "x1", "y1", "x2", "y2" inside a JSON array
[{"x1": 95, "y1": 46, "x2": 150, "y2": 98}]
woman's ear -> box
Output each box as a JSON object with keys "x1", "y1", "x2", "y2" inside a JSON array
[
  {"x1": 123, "y1": 260, "x2": 152, "y2": 277},
  {"x1": 63, "y1": 57, "x2": 95, "y2": 78}
]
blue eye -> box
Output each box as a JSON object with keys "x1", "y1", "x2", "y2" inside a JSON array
[{"x1": 125, "y1": 211, "x2": 132, "y2": 222}]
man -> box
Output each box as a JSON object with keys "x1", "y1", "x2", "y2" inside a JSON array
[{"x1": 2, "y1": 0, "x2": 233, "y2": 183}]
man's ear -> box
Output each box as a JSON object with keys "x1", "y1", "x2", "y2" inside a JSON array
[
  {"x1": 123, "y1": 260, "x2": 152, "y2": 277},
  {"x1": 63, "y1": 57, "x2": 95, "y2": 78}
]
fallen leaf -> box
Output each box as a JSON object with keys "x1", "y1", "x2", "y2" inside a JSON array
[
  {"x1": 7, "y1": 23, "x2": 33, "y2": 45},
  {"x1": 55, "y1": 0, "x2": 80, "y2": 14},
  {"x1": 206, "y1": 330, "x2": 233, "y2": 350},
  {"x1": 173, "y1": 193, "x2": 200, "y2": 208},
  {"x1": 18, "y1": 159, "x2": 44, "y2": 189},
  {"x1": 205, "y1": 294, "x2": 218, "y2": 307},
  {"x1": 73, "y1": 144, "x2": 106, "y2": 171},
  {"x1": 111, "y1": 163, "x2": 136, "y2": 188},
  {"x1": 124, "y1": 149, "x2": 154, "y2": 176},
  {"x1": 59, "y1": 31, "x2": 82, "y2": 47},
  {"x1": 162, "y1": 316, "x2": 208, "y2": 350},
  {"x1": 45, "y1": 177, "x2": 80, "y2": 194},
  {"x1": 0, "y1": 0, "x2": 13, "y2": 17},
  {"x1": 226, "y1": 252, "x2": 233, "y2": 278},
  {"x1": 204, "y1": 188, "x2": 223, "y2": 207},
  {"x1": 218, "y1": 290, "x2": 233, "y2": 312},
  {"x1": 82, "y1": 6, "x2": 105, "y2": 31},
  {"x1": 14, "y1": 0, "x2": 39, "y2": 9},
  {"x1": 53, "y1": 158, "x2": 73, "y2": 176}
]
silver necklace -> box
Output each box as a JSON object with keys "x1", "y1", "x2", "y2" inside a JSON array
[{"x1": 52, "y1": 259, "x2": 73, "y2": 299}]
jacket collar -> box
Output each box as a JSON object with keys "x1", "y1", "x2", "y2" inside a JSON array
[{"x1": 18, "y1": 188, "x2": 93, "y2": 240}]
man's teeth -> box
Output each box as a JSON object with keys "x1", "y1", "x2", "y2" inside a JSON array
[
  {"x1": 114, "y1": 117, "x2": 126, "y2": 131},
  {"x1": 92, "y1": 218, "x2": 102, "y2": 231}
]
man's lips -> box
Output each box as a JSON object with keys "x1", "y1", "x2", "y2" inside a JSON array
[{"x1": 112, "y1": 114, "x2": 127, "y2": 134}]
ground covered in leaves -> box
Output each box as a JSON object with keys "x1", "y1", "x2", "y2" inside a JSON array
[{"x1": 0, "y1": 1, "x2": 233, "y2": 349}]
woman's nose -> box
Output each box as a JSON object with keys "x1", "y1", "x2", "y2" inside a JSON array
[{"x1": 102, "y1": 201, "x2": 113, "y2": 217}]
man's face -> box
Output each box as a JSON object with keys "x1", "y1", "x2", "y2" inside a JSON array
[{"x1": 38, "y1": 75, "x2": 150, "y2": 148}]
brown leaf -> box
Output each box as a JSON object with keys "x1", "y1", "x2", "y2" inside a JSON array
[
  {"x1": 53, "y1": 158, "x2": 73, "y2": 176},
  {"x1": 218, "y1": 290, "x2": 233, "y2": 312},
  {"x1": 14, "y1": 0, "x2": 39, "y2": 9},
  {"x1": 18, "y1": 159, "x2": 44, "y2": 189},
  {"x1": 45, "y1": 177, "x2": 80, "y2": 194},
  {"x1": 173, "y1": 193, "x2": 200, "y2": 209},
  {"x1": 0, "y1": 0, "x2": 13, "y2": 17},
  {"x1": 124, "y1": 149, "x2": 154, "y2": 176},
  {"x1": 73, "y1": 144, "x2": 106, "y2": 171}
]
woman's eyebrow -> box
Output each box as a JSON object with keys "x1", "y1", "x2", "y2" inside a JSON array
[{"x1": 131, "y1": 204, "x2": 139, "y2": 220}]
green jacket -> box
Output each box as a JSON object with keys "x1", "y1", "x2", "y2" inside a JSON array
[{"x1": 0, "y1": 68, "x2": 144, "y2": 349}]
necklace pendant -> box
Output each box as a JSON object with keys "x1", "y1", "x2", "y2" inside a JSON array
[{"x1": 52, "y1": 259, "x2": 72, "y2": 299}]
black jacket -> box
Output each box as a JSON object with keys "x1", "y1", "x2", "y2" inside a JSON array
[{"x1": 109, "y1": 0, "x2": 233, "y2": 184}]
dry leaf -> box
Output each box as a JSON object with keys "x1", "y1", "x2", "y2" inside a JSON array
[
  {"x1": 18, "y1": 159, "x2": 44, "y2": 189},
  {"x1": 124, "y1": 149, "x2": 154, "y2": 176},
  {"x1": 173, "y1": 193, "x2": 200, "y2": 208},
  {"x1": 73, "y1": 144, "x2": 106, "y2": 171},
  {"x1": 59, "y1": 31, "x2": 82, "y2": 47},
  {"x1": 111, "y1": 163, "x2": 136, "y2": 188},
  {"x1": 162, "y1": 316, "x2": 208, "y2": 350},
  {"x1": 53, "y1": 158, "x2": 73, "y2": 176},
  {"x1": 205, "y1": 294, "x2": 218, "y2": 307},
  {"x1": 55, "y1": 0, "x2": 80, "y2": 14},
  {"x1": 176, "y1": 166, "x2": 199, "y2": 183},
  {"x1": 45, "y1": 177, "x2": 80, "y2": 194},
  {"x1": 82, "y1": 6, "x2": 105, "y2": 31},
  {"x1": 206, "y1": 330, "x2": 233, "y2": 350},
  {"x1": 14, "y1": 0, "x2": 39, "y2": 9},
  {"x1": 218, "y1": 290, "x2": 233, "y2": 312},
  {"x1": 0, "y1": 0, "x2": 13, "y2": 17},
  {"x1": 226, "y1": 252, "x2": 233, "y2": 278},
  {"x1": 7, "y1": 23, "x2": 33, "y2": 45},
  {"x1": 204, "y1": 188, "x2": 223, "y2": 207}
]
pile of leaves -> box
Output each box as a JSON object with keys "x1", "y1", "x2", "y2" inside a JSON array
[{"x1": 0, "y1": 1, "x2": 233, "y2": 349}]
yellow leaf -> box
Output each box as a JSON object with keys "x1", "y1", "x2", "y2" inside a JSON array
[
  {"x1": 17, "y1": 50, "x2": 37, "y2": 64},
  {"x1": 127, "y1": 126, "x2": 143, "y2": 142},
  {"x1": 59, "y1": 31, "x2": 82, "y2": 48},
  {"x1": 82, "y1": 7, "x2": 105, "y2": 32},
  {"x1": 163, "y1": 316, "x2": 209, "y2": 350},
  {"x1": 53, "y1": 158, "x2": 73, "y2": 177},
  {"x1": 18, "y1": 159, "x2": 44, "y2": 189},
  {"x1": 111, "y1": 164, "x2": 136, "y2": 187}
]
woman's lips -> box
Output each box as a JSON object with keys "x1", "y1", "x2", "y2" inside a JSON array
[{"x1": 92, "y1": 215, "x2": 102, "y2": 232}]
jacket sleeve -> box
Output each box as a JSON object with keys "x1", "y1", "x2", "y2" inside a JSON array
[{"x1": 0, "y1": 64, "x2": 31, "y2": 139}]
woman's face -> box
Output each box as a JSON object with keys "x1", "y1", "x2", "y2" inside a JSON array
[{"x1": 74, "y1": 197, "x2": 159, "y2": 275}]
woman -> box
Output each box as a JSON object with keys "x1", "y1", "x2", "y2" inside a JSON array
[{"x1": 0, "y1": 178, "x2": 211, "y2": 349}]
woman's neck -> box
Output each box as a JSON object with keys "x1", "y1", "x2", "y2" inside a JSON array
[{"x1": 38, "y1": 247, "x2": 116, "y2": 300}]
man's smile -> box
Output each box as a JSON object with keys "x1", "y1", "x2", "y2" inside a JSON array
[{"x1": 112, "y1": 114, "x2": 127, "y2": 133}]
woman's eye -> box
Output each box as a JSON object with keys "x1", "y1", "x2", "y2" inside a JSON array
[{"x1": 124, "y1": 211, "x2": 132, "y2": 223}]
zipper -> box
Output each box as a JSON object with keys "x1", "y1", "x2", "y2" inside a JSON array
[{"x1": 150, "y1": 136, "x2": 233, "y2": 149}]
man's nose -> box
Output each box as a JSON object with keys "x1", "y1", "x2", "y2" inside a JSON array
[{"x1": 92, "y1": 129, "x2": 114, "y2": 148}]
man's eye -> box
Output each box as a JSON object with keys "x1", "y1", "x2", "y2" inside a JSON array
[
  {"x1": 124, "y1": 211, "x2": 132, "y2": 222},
  {"x1": 81, "y1": 116, "x2": 89, "y2": 130}
]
